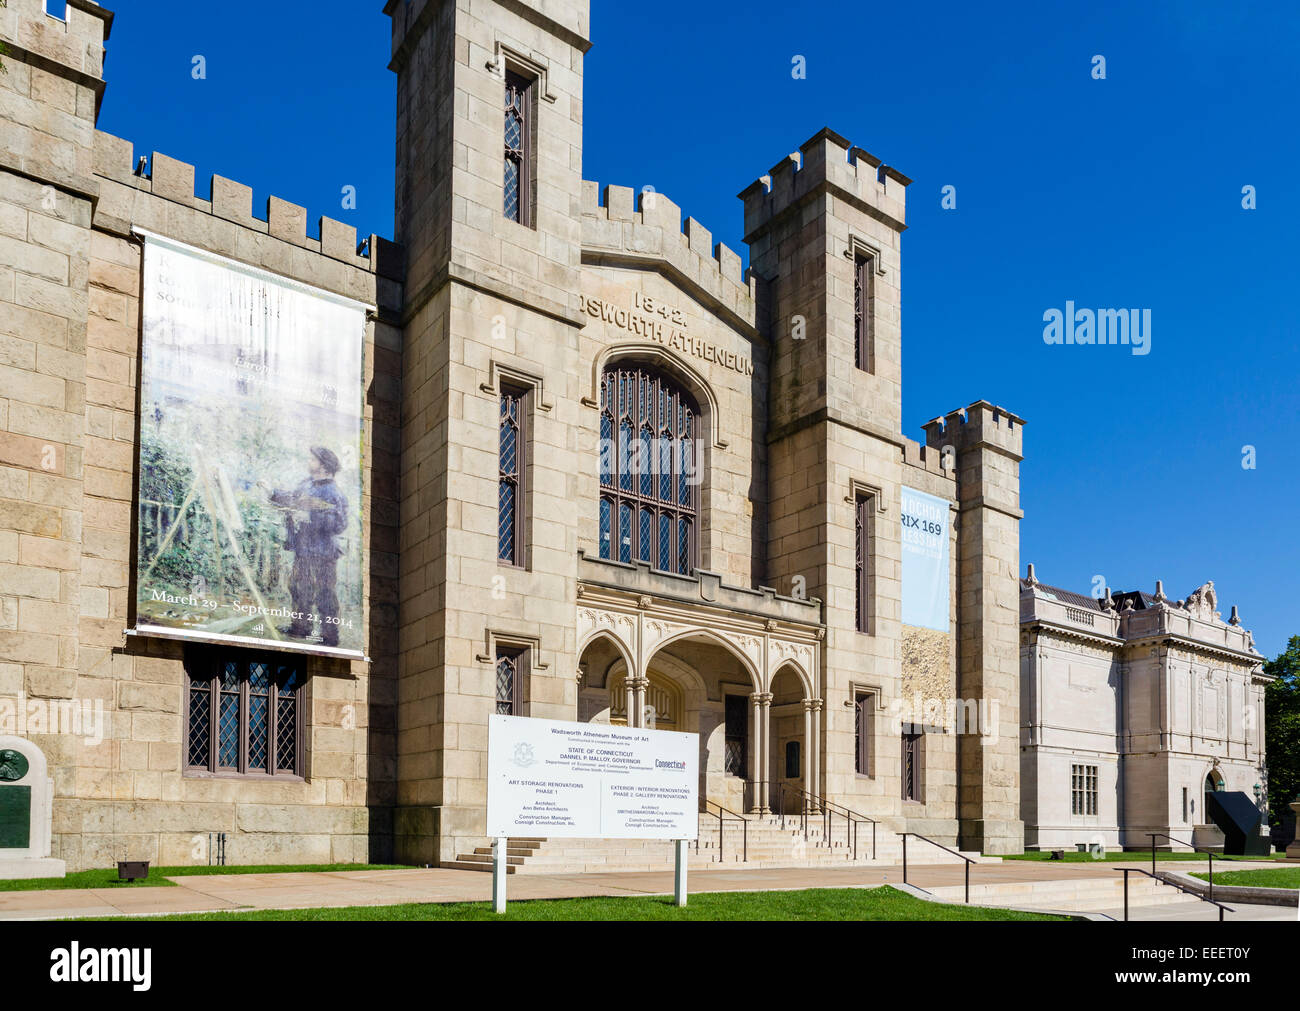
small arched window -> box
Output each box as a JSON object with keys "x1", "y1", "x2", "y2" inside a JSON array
[{"x1": 598, "y1": 363, "x2": 699, "y2": 575}]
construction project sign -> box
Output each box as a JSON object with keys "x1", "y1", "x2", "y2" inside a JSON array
[{"x1": 133, "y1": 232, "x2": 367, "y2": 658}]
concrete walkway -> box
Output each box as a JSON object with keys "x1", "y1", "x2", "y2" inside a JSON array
[{"x1": 0, "y1": 859, "x2": 1286, "y2": 920}]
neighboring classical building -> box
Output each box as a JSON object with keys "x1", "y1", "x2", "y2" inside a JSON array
[
  {"x1": 1019, "y1": 569, "x2": 1270, "y2": 852},
  {"x1": 0, "y1": 0, "x2": 1033, "y2": 873}
]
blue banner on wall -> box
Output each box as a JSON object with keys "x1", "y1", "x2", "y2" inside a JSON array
[{"x1": 901, "y1": 486, "x2": 950, "y2": 632}]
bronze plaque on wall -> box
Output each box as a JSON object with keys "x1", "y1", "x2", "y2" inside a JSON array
[{"x1": 0, "y1": 787, "x2": 31, "y2": 849}]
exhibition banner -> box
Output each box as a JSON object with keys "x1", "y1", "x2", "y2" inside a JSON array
[
  {"x1": 900, "y1": 486, "x2": 951, "y2": 632},
  {"x1": 133, "y1": 232, "x2": 367, "y2": 658},
  {"x1": 487, "y1": 715, "x2": 699, "y2": 840}
]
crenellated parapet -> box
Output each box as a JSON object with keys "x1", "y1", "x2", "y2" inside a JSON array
[
  {"x1": 580, "y1": 180, "x2": 760, "y2": 333},
  {"x1": 923, "y1": 400, "x2": 1025, "y2": 462},
  {"x1": 738, "y1": 127, "x2": 910, "y2": 245},
  {"x1": 901, "y1": 436, "x2": 957, "y2": 483},
  {"x1": 91, "y1": 130, "x2": 404, "y2": 284}
]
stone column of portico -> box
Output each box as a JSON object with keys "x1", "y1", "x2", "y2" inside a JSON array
[
  {"x1": 810, "y1": 699, "x2": 823, "y2": 810},
  {"x1": 630, "y1": 677, "x2": 649, "y2": 729},
  {"x1": 802, "y1": 699, "x2": 815, "y2": 812},
  {"x1": 756, "y1": 692, "x2": 773, "y2": 813},
  {"x1": 748, "y1": 693, "x2": 762, "y2": 813},
  {"x1": 624, "y1": 678, "x2": 637, "y2": 728}
]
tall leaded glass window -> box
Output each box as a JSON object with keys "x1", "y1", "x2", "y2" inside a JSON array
[
  {"x1": 495, "y1": 646, "x2": 527, "y2": 716},
  {"x1": 597, "y1": 363, "x2": 699, "y2": 575},
  {"x1": 854, "y1": 250, "x2": 874, "y2": 372},
  {"x1": 504, "y1": 70, "x2": 533, "y2": 227},
  {"x1": 186, "y1": 650, "x2": 303, "y2": 777},
  {"x1": 855, "y1": 493, "x2": 871, "y2": 633},
  {"x1": 499, "y1": 385, "x2": 527, "y2": 566}
]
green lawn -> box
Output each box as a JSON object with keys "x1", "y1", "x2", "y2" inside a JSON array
[
  {"x1": 1189, "y1": 867, "x2": 1300, "y2": 889},
  {"x1": 0, "y1": 863, "x2": 405, "y2": 893},
  {"x1": 104, "y1": 886, "x2": 1066, "y2": 922},
  {"x1": 1002, "y1": 850, "x2": 1286, "y2": 864}
]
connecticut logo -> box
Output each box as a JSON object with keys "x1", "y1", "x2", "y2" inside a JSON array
[
  {"x1": 512, "y1": 743, "x2": 536, "y2": 768},
  {"x1": 655, "y1": 759, "x2": 686, "y2": 770}
]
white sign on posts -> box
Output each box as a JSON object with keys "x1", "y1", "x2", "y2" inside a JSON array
[{"x1": 486, "y1": 715, "x2": 699, "y2": 911}]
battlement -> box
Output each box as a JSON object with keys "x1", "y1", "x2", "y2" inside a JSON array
[
  {"x1": 580, "y1": 180, "x2": 759, "y2": 325},
  {"x1": 738, "y1": 128, "x2": 910, "y2": 244},
  {"x1": 901, "y1": 436, "x2": 956, "y2": 481},
  {"x1": 922, "y1": 400, "x2": 1025, "y2": 459},
  {"x1": 1, "y1": 0, "x2": 113, "y2": 87},
  {"x1": 91, "y1": 130, "x2": 403, "y2": 282},
  {"x1": 384, "y1": 0, "x2": 591, "y2": 66}
]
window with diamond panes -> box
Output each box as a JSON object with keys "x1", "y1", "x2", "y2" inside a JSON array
[
  {"x1": 495, "y1": 647, "x2": 526, "y2": 716},
  {"x1": 498, "y1": 385, "x2": 527, "y2": 566},
  {"x1": 855, "y1": 494, "x2": 871, "y2": 633},
  {"x1": 504, "y1": 70, "x2": 533, "y2": 226},
  {"x1": 854, "y1": 250, "x2": 874, "y2": 372},
  {"x1": 186, "y1": 651, "x2": 304, "y2": 777},
  {"x1": 597, "y1": 364, "x2": 698, "y2": 575}
]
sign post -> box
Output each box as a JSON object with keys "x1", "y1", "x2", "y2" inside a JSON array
[
  {"x1": 674, "y1": 839, "x2": 688, "y2": 907},
  {"x1": 486, "y1": 714, "x2": 699, "y2": 915},
  {"x1": 492, "y1": 837, "x2": 507, "y2": 914}
]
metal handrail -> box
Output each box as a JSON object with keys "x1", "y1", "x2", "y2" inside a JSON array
[
  {"x1": 1119, "y1": 866, "x2": 1235, "y2": 921},
  {"x1": 1146, "y1": 832, "x2": 1219, "y2": 901},
  {"x1": 901, "y1": 832, "x2": 975, "y2": 904},
  {"x1": 698, "y1": 798, "x2": 748, "y2": 863},
  {"x1": 778, "y1": 784, "x2": 878, "y2": 861}
]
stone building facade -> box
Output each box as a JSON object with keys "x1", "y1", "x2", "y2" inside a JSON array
[
  {"x1": 1019, "y1": 571, "x2": 1269, "y2": 852},
  {"x1": 0, "y1": 0, "x2": 1028, "y2": 872}
]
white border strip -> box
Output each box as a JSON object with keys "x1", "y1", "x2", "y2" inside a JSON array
[
  {"x1": 129, "y1": 625, "x2": 368, "y2": 663},
  {"x1": 133, "y1": 227, "x2": 378, "y2": 314}
]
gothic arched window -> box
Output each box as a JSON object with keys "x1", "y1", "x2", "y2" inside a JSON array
[{"x1": 598, "y1": 363, "x2": 699, "y2": 575}]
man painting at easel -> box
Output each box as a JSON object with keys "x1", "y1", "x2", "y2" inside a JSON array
[{"x1": 258, "y1": 446, "x2": 347, "y2": 647}]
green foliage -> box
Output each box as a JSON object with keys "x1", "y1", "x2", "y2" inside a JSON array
[{"x1": 1264, "y1": 635, "x2": 1300, "y2": 824}]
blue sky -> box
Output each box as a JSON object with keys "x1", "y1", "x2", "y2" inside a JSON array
[{"x1": 97, "y1": 1, "x2": 1297, "y2": 658}]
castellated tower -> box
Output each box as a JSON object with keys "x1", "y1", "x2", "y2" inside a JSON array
[
  {"x1": 924, "y1": 403, "x2": 1025, "y2": 853},
  {"x1": 385, "y1": 0, "x2": 592, "y2": 864},
  {"x1": 742, "y1": 130, "x2": 923, "y2": 822}
]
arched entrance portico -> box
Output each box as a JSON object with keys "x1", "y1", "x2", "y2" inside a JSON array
[{"x1": 576, "y1": 574, "x2": 824, "y2": 817}]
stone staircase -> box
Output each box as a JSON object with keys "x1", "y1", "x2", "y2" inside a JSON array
[
  {"x1": 922, "y1": 873, "x2": 1195, "y2": 913},
  {"x1": 442, "y1": 811, "x2": 986, "y2": 874}
]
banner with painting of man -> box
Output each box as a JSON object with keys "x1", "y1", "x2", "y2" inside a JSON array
[{"x1": 133, "y1": 232, "x2": 367, "y2": 658}]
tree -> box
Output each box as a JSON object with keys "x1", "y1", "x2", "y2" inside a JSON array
[{"x1": 1264, "y1": 635, "x2": 1300, "y2": 827}]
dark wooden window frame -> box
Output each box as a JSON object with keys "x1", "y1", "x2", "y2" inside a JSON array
[
  {"x1": 498, "y1": 383, "x2": 530, "y2": 568},
  {"x1": 598, "y1": 361, "x2": 700, "y2": 576},
  {"x1": 504, "y1": 69, "x2": 535, "y2": 227},
  {"x1": 495, "y1": 645, "x2": 528, "y2": 716},
  {"x1": 854, "y1": 689, "x2": 875, "y2": 777},
  {"x1": 853, "y1": 249, "x2": 874, "y2": 373},
  {"x1": 854, "y1": 492, "x2": 872, "y2": 633},
  {"x1": 184, "y1": 649, "x2": 305, "y2": 780},
  {"x1": 902, "y1": 729, "x2": 923, "y2": 802}
]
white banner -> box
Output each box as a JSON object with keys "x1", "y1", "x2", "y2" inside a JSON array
[
  {"x1": 487, "y1": 715, "x2": 698, "y2": 840},
  {"x1": 133, "y1": 231, "x2": 368, "y2": 658},
  {"x1": 901, "y1": 486, "x2": 951, "y2": 632}
]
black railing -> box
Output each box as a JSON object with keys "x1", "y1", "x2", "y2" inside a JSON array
[
  {"x1": 698, "y1": 798, "x2": 747, "y2": 863},
  {"x1": 901, "y1": 832, "x2": 974, "y2": 904},
  {"x1": 1146, "y1": 832, "x2": 1218, "y2": 901},
  {"x1": 1119, "y1": 866, "x2": 1234, "y2": 921},
  {"x1": 778, "y1": 784, "x2": 877, "y2": 861}
]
